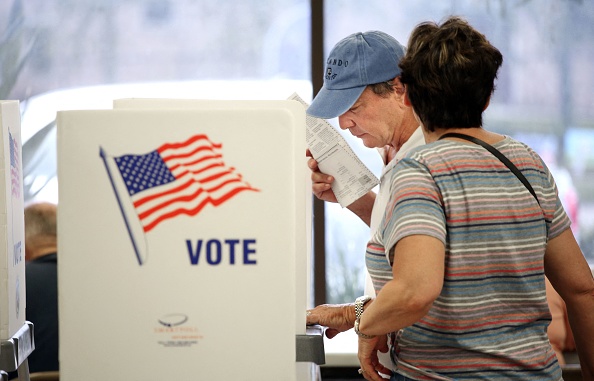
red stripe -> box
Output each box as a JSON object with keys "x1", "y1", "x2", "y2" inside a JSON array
[
  {"x1": 413, "y1": 352, "x2": 557, "y2": 370},
  {"x1": 161, "y1": 145, "x2": 221, "y2": 162},
  {"x1": 449, "y1": 265, "x2": 544, "y2": 277},
  {"x1": 420, "y1": 317, "x2": 537, "y2": 331},
  {"x1": 448, "y1": 211, "x2": 544, "y2": 223},
  {"x1": 133, "y1": 175, "x2": 194, "y2": 208},
  {"x1": 143, "y1": 186, "x2": 259, "y2": 232},
  {"x1": 199, "y1": 168, "x2": 237, "y2": 183},
  {"x1": 157, "y1": 134, "x2": 222, "y2": 153},
  {"x1": 167, "y1": 153, "x2": 223, "y2": 172},
  {"x1": 139, "y1": 188, "x2": 205, "y2": 221},
  {"x1": 145, "y1": 198, "x2": 211, "y2": 232}
]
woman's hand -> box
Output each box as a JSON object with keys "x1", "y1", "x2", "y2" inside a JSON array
[
  {"x1": 306, "y1": 303, "x2": 355, "y2": 339},
  {"x1": 357, "y1": 334, "x2": 391, "y2": 380}
]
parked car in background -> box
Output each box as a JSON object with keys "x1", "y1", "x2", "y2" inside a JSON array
[{"x1": 19, "y1": 80, "x2": 312, "y2": 203}]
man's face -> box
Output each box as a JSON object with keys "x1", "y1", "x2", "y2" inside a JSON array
[{"x1": 337, "y1": 86, "x2": 403, "y2": 148}]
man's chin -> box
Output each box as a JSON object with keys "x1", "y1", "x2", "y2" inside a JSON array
[{"x1": 360, "y1": 139, "x2": 380, "y2": 149}]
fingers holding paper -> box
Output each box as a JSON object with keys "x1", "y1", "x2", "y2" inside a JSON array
[{"x1": 306, "y1": 149, "x2": 338, "y2": 203}]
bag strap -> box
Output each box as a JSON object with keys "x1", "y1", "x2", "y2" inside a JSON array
[{"x1": 438, "y1": 132, "x2": 540, "y2": 205}]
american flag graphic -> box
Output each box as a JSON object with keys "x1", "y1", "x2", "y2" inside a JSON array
[
  {"x1": 112, "y1": 134, "x2": 259, "y2": 232},
  {"x1": 9, "y1": 131, "x2": 20, "y2": 198}
]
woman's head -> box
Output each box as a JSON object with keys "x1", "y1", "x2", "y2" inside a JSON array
[{"x1": 399, "y1": 16, "x2": 503, "y2": 132}]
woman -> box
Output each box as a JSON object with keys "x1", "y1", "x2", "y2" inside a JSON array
[{"x1": 350, "y1": 16, "x2": 594, "y2": 381}]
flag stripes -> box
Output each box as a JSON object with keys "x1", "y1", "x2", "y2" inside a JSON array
[{"x1": 114, "y1": 134, "x2": 259, "y2": 232}]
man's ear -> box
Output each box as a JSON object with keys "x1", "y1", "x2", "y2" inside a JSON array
[
  {"x1": 391, "y1": 77, "x2": 405, "y2": 96},
  {"x1": 403, "y1": 88, "x2": 412, "y2": 107}
]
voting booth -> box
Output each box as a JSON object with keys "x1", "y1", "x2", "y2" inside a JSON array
[
  {"x1": 56, "y1": 100, "x2": 320, "y2": 380},
  {"x1": 0, "y1": 100, "x2": 26, "y2": 341},
  {"x1": 0, "y1": 100, "x2": 34, "y2": 381}
]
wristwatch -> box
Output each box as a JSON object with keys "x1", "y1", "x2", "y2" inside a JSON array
[
  {"x1": 354, "y1": 319, "x2": 375, "y2": 339},
  {"x1": 354, "y1": 295, "x2": 374, "y2": 339},
  {"x1": 355, "y1": 295, "x2": 372, "y2": 321}
]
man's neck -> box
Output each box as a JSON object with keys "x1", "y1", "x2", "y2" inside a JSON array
[
  {"x1": 391, "y1": 120, "x2": 420, "y2": 152},
  {"x1": 26, "y1": 247, "x2": 57, "y2": 261}
]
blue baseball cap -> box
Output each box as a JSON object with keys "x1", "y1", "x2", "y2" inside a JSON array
[{"x1": 307, "y1": 31, "x2": 406, "y2": 119}]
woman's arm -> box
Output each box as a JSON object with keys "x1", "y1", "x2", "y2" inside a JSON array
[
  {"x1": 544, "y1": 228, "x2": 594, "y2": 378},
  {"x1": 357, "y1": 234, "x2": 445, "y2": 336}
]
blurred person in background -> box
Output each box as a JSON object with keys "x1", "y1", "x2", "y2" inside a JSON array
[{"x1": 17, "y1": 202, "x2": 59, "y2": 376}]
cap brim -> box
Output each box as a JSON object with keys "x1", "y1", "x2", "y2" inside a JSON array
[{"x1": 306, "y1": 85, "x2": 366, "y2": 119}]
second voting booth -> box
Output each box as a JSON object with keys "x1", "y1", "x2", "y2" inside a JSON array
[{"x1": 56, "y1": 99, "x2": 319, "y2": 380}]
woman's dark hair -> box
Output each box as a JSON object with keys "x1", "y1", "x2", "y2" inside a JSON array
[{"x1": 399, "y1": 16, "x2": 503, "y2": 132}]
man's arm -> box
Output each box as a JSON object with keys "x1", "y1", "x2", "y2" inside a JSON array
[{"x1": 345, "y1": 191, "x2": 376, "y2": 227}]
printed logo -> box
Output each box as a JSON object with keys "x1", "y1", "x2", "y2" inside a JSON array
[
  {"x1": 100, "y1": 134, "x2": 260, "y2": 265},
  {"x1": 158, "y1": 313, "x2": 189, "y2": 328},
  {"x1": 325, "y1": 58, "x2": 348, "y2": 81},
  {"x1": 154, "y1": 313, "x2": 202, "y2": 348},
  {"x1": 325, "y1": 66, "x2": 337, "y2": 81}
]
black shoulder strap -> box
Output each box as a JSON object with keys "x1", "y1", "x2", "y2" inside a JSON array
[{"x1": 438, "y1": 132, "x2": 540, "y2": 205}]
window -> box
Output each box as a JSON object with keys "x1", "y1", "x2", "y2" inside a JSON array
[
  {"x1": 323, "y1": 0, "x2": 594, "y2": 303},
  {"x1": 1, "y1": 0, "x2": 311, "y2": 202},
  {"x1": 3, "y1": 0, "x2": 593, "y2": 308}
]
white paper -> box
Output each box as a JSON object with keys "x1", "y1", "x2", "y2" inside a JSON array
[{"x1": 289, "y1": 93, "x2": 379, "y2": 207}]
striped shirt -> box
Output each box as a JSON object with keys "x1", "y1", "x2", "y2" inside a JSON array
[{"x1": 366, "y1": 136, "x2": 570, "y2": 380}]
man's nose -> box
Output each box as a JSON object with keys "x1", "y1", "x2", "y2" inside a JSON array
[{"x1": 338, "y1": 116, "x2": 353, "y2": 130}]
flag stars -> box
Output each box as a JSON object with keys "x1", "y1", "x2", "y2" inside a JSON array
[{"x1": 115, "y1": 151, "x2": 176, "y2": 196}]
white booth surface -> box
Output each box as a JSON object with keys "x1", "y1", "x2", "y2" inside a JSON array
[
  {"x1": 57, "y1": 104, "x2": 306, "y2": 380},
  {"x1": 0, "y1": 100, "x2": 26, "y2": 341},
  {"x1": 112, "y1": 98, "x2": 313, "y2": 331}
]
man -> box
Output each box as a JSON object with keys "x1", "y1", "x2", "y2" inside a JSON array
[
  {"x1": 305, "y1": 30, "x2": 424, "y2": 377},
  {"x1": 307, "y1": 30, "x2": 422, "y2": 231},
  {"x1": 22, "y1": 202, "x2": 59, "y2": 374}
]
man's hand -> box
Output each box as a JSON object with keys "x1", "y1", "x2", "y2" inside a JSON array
[
  {"x1": 306, "y1": 303, "x2": 355, "y2": 339},
  {"x1": 306, "y1": 149, "x2": 338, "y2": 203},
  {"x1": 306, "y1": 149, "x2": 376, "y2": 226}
]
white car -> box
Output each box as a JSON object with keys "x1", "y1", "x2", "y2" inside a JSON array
[{"x1": 20, "y1": 79, "x2": 312, "y2": 203}]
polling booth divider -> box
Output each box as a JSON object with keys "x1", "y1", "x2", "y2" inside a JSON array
[
  {"x1": 0, "y1": 100, "x2": 34, "y2": 381},
  {"x1": 112, "y1": 97, "x2": 314, "y2": 333},
  {"x1": 56, "y1": 101, "x2": 322, "y2": 380}
]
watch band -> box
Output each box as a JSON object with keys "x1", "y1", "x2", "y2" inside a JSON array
[
  {"x1": 355, "y1": 295, "x2": 372, "y2": 321},
  {"x1": 354, "y1": 295, "x2": 374, "y2": 338},
  {"x1": 354, "y1": 318, "x2": 375, "y2": 339}
]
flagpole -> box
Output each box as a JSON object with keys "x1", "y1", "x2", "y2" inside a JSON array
[{"x1": 99, "y1": 147, "x2": 145, "y2": 265}]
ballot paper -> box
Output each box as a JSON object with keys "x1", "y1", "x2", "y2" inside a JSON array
[{"x1": 289, "y1": 93, "x2": 379, "y2": 207}]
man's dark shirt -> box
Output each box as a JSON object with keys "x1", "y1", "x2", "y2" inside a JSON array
[{"x1": 25, "y1": 253, "x2": 59, "y2": 373}]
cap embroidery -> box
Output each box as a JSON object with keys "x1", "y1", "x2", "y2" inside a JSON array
[
  {"x1": 325, "y1": 67, "x2": 337, "y2": 80},
  {"x1": 326, "y1": 58, "x2": 348, "y2": 67}
]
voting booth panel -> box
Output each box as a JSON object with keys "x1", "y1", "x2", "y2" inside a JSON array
[
  {"x1": 57, "y1": 104, "x2": 306, "y2": 380},
  {"x1": 112, "y1": 97, "x2": 312, "y2": 335},
  {"x1": 0, "y1": 100, "x2": 26, "y2": 341}
]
